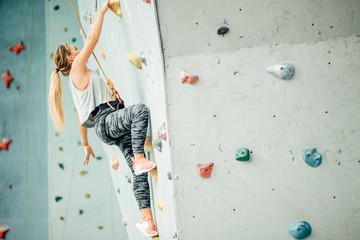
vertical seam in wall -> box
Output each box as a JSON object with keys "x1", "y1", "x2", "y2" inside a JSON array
[{"x1": 24, "y1": 0, "x2": 35, "y2": 239}]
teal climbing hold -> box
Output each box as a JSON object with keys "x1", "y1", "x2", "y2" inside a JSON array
[
  {"x1": 96, "y1": 156, "x2": 102, "y2": 160},
  {"x1": 55, "y1": 196, "x2": 63, "y2": 202},
  {"x1": 235, "y1": 148, "x2": 250, "y2": 161},
  {"x1": 58, "y1": 163, "x2": 64, "y2": 170},
  {"x1": 302, "y1": 148, "x2": 322, "y2": 167},
  {"x1": 79, "y1": 209, "x2": 84, "y2": 215},
  {"x1": 288, "y1": 221, "x2": 312, "y2": 239},
  {"x1": 72, "y1": 38, "x2": 77, "y2": 43},
  {"x1": 117, "y1": 188, "x2": 120, "y2": 194},
  {"x1": 54, "y1": 5, "x2": 60, "y2": 11}
]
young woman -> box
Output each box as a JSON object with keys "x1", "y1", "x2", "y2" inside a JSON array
[{"x1": 48, "y1": 0, "x2": 158, "y2": 237}]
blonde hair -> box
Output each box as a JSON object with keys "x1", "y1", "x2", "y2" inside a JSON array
[{"x1": 48, "y1": 43, "x2": 72, "y2": 129}]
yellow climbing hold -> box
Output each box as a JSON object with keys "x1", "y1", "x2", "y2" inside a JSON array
[
  {"x1": 109, "y1": 0, "x2": 122, "y2": 18},
  {"x1": 149, "y1": 168, "x2": 158, "y2": 181},
  {"x1": 144, "y1": 136, "x2": 152, "y2": 152},
  {"x1": 98, "y1": 226, "x2": 103, "y2": 230},
  {"x1": 84, "y1": 193, "x2": 90, "y2": 198},
  {"x1": 156, "y1": 199, "x2": 163, "y2": 210},
  {"x1": 54, "y1": 131, "x2": 60, "y2": 137},
  {"x1": 79, "y1": 170, "x2": 88, "y2": 176},
  {"x1": 152, "y1": 237, "x2": 160, "y2": 240},
  {"x1": 126, "y1": 52, "x2": 142, "y2": 69}
]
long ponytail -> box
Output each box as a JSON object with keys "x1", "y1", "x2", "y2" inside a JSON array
[{"x1": 48, "y1": 70, "x2": 64, "y2": 129}]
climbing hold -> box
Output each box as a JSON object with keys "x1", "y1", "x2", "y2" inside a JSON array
[
  {"x1": 58, "y1": 163, "x2": 64, "y2": 170},
  {"x1": 8, "y1": 184, "x2": 12, "y2": 189},
  {"x1": 96, "y1": 156, "x2": 102, "y2": 160},
  {"x1": 55, "y1": 196, "x2": 63, "y2": 202},
  {"x1": 181, "y1": 70, "x2": 198, "y2": 84},
  {"x1": 131, "y1": 185, "x2": 133, "y2": 192},
  {"x1": 79, "y1": 170, "x2": 88, "y2": 176},
  {"x1": 100, "y1": 46, "x2": 106, "y2": 59},
  {"x1": 72, "y1": 38, "x2": 77, "y2": 43},
  {"x1": 196, "y1": 162, "x2": 214, "y2": 178},
  {"x1": 266, "y1": 63, "x2": 295, "y2": 80},
  {"x1": 77, "y1": 141, "x2": 81, "y2": 146},
  {"x1": 143, "y1": 0, "x2": 151, "y2": 3},
  {"x1": 122, "y1": 218, "x2": 127, "y2": 226},
  {"x1": 117, "y1": 188, "x2": 120, "y2": 194},
  {"x1": 302, "y1": 148, "x2": 322, "y2": 167},
  {"x1": 149, "y1": 168, "x2": 158, "y2": 181},
  {"x1": 288, "y1": 221, "x2": 312, "y2": 239},
  {"x1": 126, "y1": 175, "x2": 132, "y2": 183},
  {"x1": 125, "y1": 53, "x2": 142, "y2": 69},
  {"x1": 58, "y1": 147, "x2": 63, "y2": 151},
  {"x1": 0, "y1": 138, "x2": 12, "y2": 151},
  {"x1": 98, "y1": 226, "x2": 103, "y2": 230},
  {"x1": 111, "y1": 157, "x2": 119, "y2": 170},
  {"x1": 144, "y1": 136, "x2": 152, "y2": 152},
  {"x1": 167, "y1": 172, "x2": 172, "y2": 180},
  {"x1": 59, "y1": 216, "x2": 64, "y2": 221},
  {"x1": 54, "y1": 5, "x2": 60, "y2": 11},
  {"x1": 109, "y1": 0, "x2": 122, "y2": 18},
  {"x1": 8, "y1": 41, "x2": 26, "y2": 54},
  {"x1": 152, "y1": 237, "x2": 159, "y2": 240},
  {"x1": 157, "y1": 122, "x2": 167, "y2": 141},
  {"x1": 2, "y1": 70, "x2": 14, "y2": 88},
  {"x1": 156, "y1": 200, "x2": 163, "y2": 210},
  {"x1": 63, "y1": 27, "x2": 68, "y2": 32},
  {"x1": 139, "y1": 52, "x2": 147, "y2": 66},
  {"x1": 235, "y1": 148, "x2": 250, "y2": 161},
  {"x1": 55, "y1": 132, "x2": 60, "y2": 137},
  {"x1": 84, "y1": 193, "x2": 90, "y2": 198},
  {"x1": 16, "y1": 86, "x2": 20, "y2": 90},
  {"x1": 153, "y1": 137, "x2": 162, "y2": 152},
  {"x1": 79, "y1": 209, "x2": 84, "y2": 215},
  {"x1": 217, "y1": 26, "x2": 229, "y2": 35},
  {"x1": 0, "y1": 224, "x2": 9, "y2": 239}
]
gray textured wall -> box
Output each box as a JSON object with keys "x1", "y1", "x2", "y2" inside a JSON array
[{"x1": 0, "y1": 0, "x2": 48, "y2": 239}]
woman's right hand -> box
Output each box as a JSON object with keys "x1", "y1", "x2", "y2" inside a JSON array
[
  {"x1": 83, "y1": 145, "x2": 95, "y2": 165},
  {"x1": 100, "y1": 0, "x2": 110, "y2": 14}
]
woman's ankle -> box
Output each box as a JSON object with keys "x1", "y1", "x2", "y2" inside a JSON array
[{"x1": 134, "y1": 153, "x2": 145, "y2": 162}]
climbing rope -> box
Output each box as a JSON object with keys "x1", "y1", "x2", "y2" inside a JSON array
[{"x1": 69, "y1": 0, "x2": 121, "y2": 111}]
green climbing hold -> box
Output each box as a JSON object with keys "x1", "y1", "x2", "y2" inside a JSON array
[
  {"x1": 58, "y1": 147, "x2": 63, "y2": 151},
  {"x1": 96, "y1": 156, "x2": 102, "y2": 160},
  {"x1": 79, "y1": 209, "x2": 84, "y2": 215},
  {"x1": 235, "y1": 148, "x2": 250, "y2": 161},
  {"x1": 63, "y1": 27, "x2": 68, "y2": 32},
  {"x1": 55, "y1": 196, "x2": 63, "y2": 202},
  {"x1": 58, "y1": 163, "x2": 64, "y2": 170},
  {"x1": 54, "y1": 5, "x2": 60, "y2": 11},
  {"x1": 60, "y1": 216, "x2": 64, "y2": 220},
  {"x1": 72, "y1": 38, "x2": 77, "y2": 43},
  {"x1": 55, "y1": 132, "x2": 60, "y2": 137},
  {"x1": 98, "y1": 226, "x2": 103, "y2": 230}
]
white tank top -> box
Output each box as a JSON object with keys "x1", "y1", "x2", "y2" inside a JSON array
[{"x1": 69, "y1": 69, "x2": 113, "y2": 128}]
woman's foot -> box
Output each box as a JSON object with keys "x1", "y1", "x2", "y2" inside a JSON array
[
  {"x1": 132, "y1": 157, "x2": 157, "y2": 175},
  {"x1": 135, "y1": 219, "x2": 158, "y2": 237}
]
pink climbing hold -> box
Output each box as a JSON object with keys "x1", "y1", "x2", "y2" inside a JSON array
[
  {"x1": 181, "y1": 70, "x2": 198, "y2": 84},
  {"x1": 2, "y1": 70, "x2": 14, "y2": 88},
  {"x1": 111, "y1": 157, "x2": 119, "y2": 170},
  {"x1": 0, "y1": 224, "x2": 9, "y2": 239},
  {"x1": 100, "y1": 46, "x2": 106, "y2": 59},
  {"x1": 157, "y1": 122, "x2": 167, "y2": 141},
  {"x1": 8, "y1": 41, "x2": 26, "y2": 54},
  {"x1": 0, "y1": 138, "x2": 12, "y2": 151},
  {"x1": 196, "y1": 162, "x2": 214, "y2": 178}
]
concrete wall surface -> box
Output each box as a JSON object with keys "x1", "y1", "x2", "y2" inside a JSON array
[
  {"x1": 156, "y1": 0, "x2": 360, "y2": 239},
  {"x1": 0, "y1": 0, "x2": 48, "y2": 239}
]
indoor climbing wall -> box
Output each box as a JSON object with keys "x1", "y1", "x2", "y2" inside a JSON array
[
  {"x1": 155, "y1": 0, "x2": 360, "y2": 239},
  {"x1": 0, "y1": 0, "x2": 48, "y2": 239},
  {"x1": 46, "y1": 0, "x2": 127, "y2": 240}
]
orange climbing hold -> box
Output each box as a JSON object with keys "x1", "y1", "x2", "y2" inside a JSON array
[
  {"x1": 181, "y1": 70, "x2": 198, "y2": 84},
  {"x1": 0, "y1": 224, "x2": 9, "y2": 239},
  {"x1": 111, "y1": 156, "x2": 119, "y2": 170},
  {"x1": 8, "y1": 41, "x2": 26, "y2": 54},
  {"x1": 196, "y1": 162, "x2": 214, "y2": 178},
  {"x1": 0, "y1": 138, "x2": 12, "y2": 151},
  {"x1": 2, "y1": 70, "x2": 14, "y2": 88},
  {"x1": 157, "y1": 122, "x2": 167, "y2": 141},
  {"x1": 143, "y1": 0, "x2": 151, "y2": 3},
  {"x1": 109, "y1": 0, "x2": 122, "y2": 18},
  {"x1": 100, "y1": 46, "x2": 106, "y2": 59}
]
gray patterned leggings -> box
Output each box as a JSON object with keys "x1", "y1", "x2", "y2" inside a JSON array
[{"x1": 94, "y1": 103, "x2": 151, "y2": 209}]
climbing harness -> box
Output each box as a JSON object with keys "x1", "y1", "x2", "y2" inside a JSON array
[{"x1": 69, "y1": 0, "x2": 121, "y2": 111}]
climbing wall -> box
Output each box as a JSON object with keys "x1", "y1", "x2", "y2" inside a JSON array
[
  {"x1": 155, "y1": 0, "x2": 360, "y2": 239},
  {"x1": 46, "y1": 0, "x2": 127, "y2": 239},
  {"x1": 0, "y1": 0, "x2": 48, "y2": 239}
]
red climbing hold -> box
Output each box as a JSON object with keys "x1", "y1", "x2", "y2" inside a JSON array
[
  {"x1": 0, "y1": 224, "x2": 9, "y2": 239},
  {"x1": 8, "y1": 41, "x2": 26, "y2": 54},
  {"x1": 196, "y1": 162, "x2": 214, "y2": 178},
  {"x1": 16, "y1": 86, "x2": 20, "y2": 90},
  {"x1": 181, "y1": 70, "x2": 198, "y2": 84},
  {"x1": 2, "y1": 70, "x2": 14, "y2": 88},
  {"x1": 0, "y1": 138, "x2": 12, "y2": 151},
  {"x1": 8, "y1": 185, "x2": 12, "y2": 189},
  {"x1": 143, "y1": 0, "x2": 151, "y2": 3}
]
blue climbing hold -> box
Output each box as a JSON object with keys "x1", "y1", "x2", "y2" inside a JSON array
[
  {"x1": 302, "y1": 148, "x2": 322, "y2": 167},
  {"x1": 288, "y1": 221, "x2": 312, "y2": 239},
  {"x1": 266, "y1": 63, "x2": 295, "y2": 80}
]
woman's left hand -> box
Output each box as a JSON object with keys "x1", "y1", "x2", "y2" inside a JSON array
[{"x1": 83, "y1": 145, "x2": 95, "y2": 165}]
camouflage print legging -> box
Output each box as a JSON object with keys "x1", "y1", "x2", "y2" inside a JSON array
[{"x1": 94, "y1": 103, "x2": 151, "y2": 209}]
